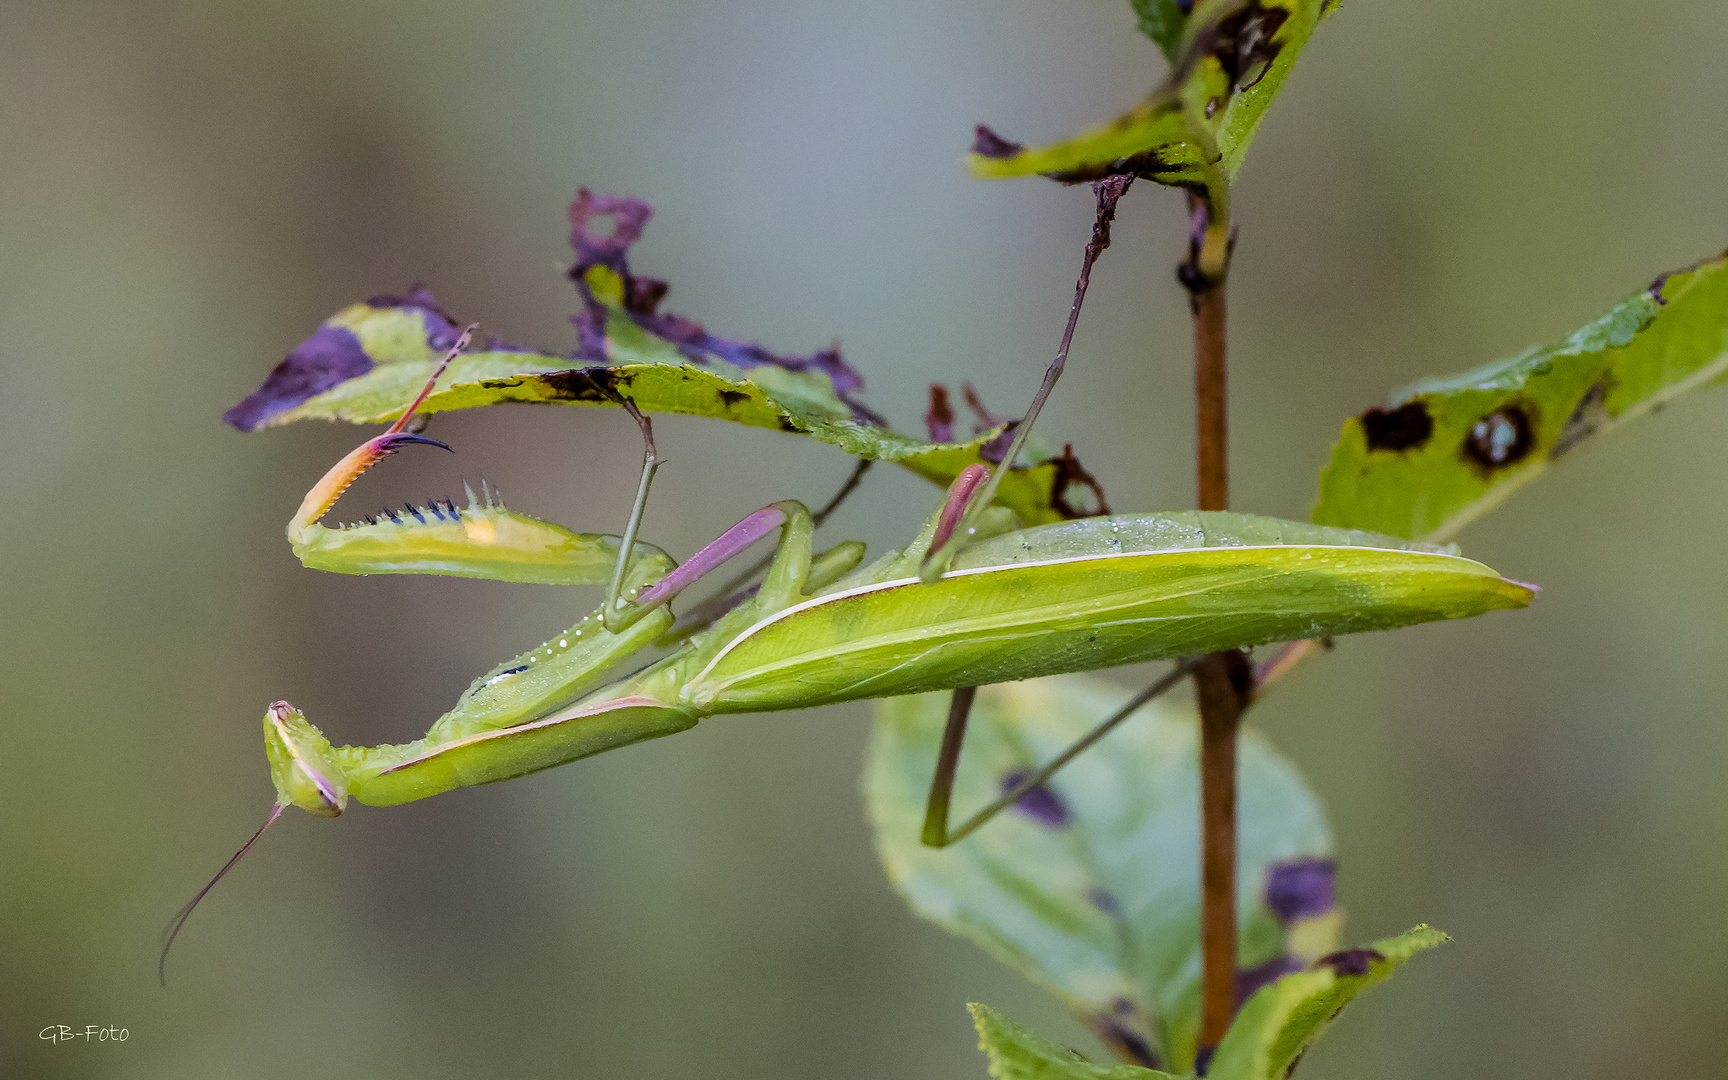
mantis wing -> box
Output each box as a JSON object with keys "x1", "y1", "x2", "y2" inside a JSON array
[{"x1": 686, "y1": 512, "x2": 1531, "y2": 712}]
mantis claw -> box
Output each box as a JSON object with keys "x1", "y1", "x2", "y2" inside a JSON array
[{"x1": 377, "y1": 432, "x2": 453, "y2": 454}]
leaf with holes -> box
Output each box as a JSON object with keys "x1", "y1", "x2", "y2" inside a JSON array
[
  {"x1": 867, "y1": 673, "x2": 1343, "y2": 1073},
  {"x1": 968, "y1": 0, "x2": 1338, "y2": 194},
  {"x1": 1314, "y1": 250, "x2": 1728, "y2": 541}
]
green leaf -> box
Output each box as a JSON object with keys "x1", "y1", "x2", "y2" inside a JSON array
[
  {"x1": 968, "y1": 928, "x2": 1444, "y2": 1080},
  {"x1": 970, "y1": 1003, "x2": 1178, "y2": 1080},
  {"x1": 1127, "y1": 0, "x2": 1191, "y2": 61},
  {"x1": 224, "y1": 293, "x2": 1088, "y2": 527},
  {"x1": 969, "y1": 0, "x2": 1337, "y2": 190},
  {"x1": 1207, "y1": 926, "x2": 1448, "y2": 1080},
  {"x1": 1314, "y1": 251, "x2": 1728, "y2": 541},
  {"x1": 866, "y1": 673, "x2": 1337, "y2": 1072}
]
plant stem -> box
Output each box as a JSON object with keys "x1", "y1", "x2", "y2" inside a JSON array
[
  {"x1": 1185, "y1": 194, "x2": 1242, "y2": 1064},
  {"x1": 1193, "y1": 284, "x2": 1228, "y2": 513},
  {"x1": 1193, "y1": 650, "x2": 1244, "y2": 1057}
]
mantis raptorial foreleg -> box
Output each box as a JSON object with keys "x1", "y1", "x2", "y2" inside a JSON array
[{"x1": 287, "y1": 324, "x2": 671, "y2": 587}]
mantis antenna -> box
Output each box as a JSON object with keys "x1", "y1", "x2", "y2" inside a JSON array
[
  {"x1": 389, "y1": 324, "x2": 478, "y2": 434},
  {"x1": 159, "y1": 804, "x2": 284, "y2": 986},
  {"x1": 167, "y1": 327, "x2": 481, "y2": 984},
  {"x1": 920, "y1": 174, "x2": 1133, "y2": 583}
]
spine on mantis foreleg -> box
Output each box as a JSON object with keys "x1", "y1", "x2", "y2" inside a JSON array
[
  {"x1": 281, "y1": 320, "x2": 670, "y2": 586},
  {"x1": 290, "y1": 478, "x2": 671, "y2": 586}
]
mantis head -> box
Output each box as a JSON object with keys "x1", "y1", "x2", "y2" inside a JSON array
[{"x1": 263, "y1": 701, "x2": 350, "y2": 817}]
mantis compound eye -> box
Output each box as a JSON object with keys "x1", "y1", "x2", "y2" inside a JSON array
[{"x1": 263, "y1": 701, "x2": 349, "y2": 817}]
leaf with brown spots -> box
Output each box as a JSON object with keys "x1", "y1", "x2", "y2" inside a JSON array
[
  {"x1": 968, "y1": 0, "x2": 1338, "y2": 199},
  {"x1": 1315, "y1": 250, "x2": 1728, "y2": 541}
]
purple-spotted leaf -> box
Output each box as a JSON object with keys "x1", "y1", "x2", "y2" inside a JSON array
[
  {"x1": 867, "y1": 673, "x2": 1338, "y2": 1073},
  {"x1": 224, "y1": 196, "x2": 1106, "y2": 527},
  {"x1": 1314, "y1": 250, "x2": 1728, "y2": 541},
  {"x1": 565, "y1": 189, "x2": 883, "y2": 426},
  {"x1": 968, "y1": 926, "x2": 1445, "y2": 1080},
  {"x1": 1205, "y1": 926, "x2": 1448, "y2": 1080}
]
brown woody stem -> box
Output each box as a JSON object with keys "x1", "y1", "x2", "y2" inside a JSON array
[{"x1": 1184, "y1": 193, "x2": 1241, "y2": 1065}]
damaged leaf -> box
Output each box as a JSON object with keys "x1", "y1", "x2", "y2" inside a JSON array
[
  {"x1": 1204, "y1": 926, "x2": 1447, "y2": 1080},
  {"x1": 970, "y1": 928, "x2": 1443, "y2": 1080},
  {"x1": 565, "y1": 189, "x2": 885, "y2": 426},
  {"x1": 1314, "y1": 250, "x2": 1728, "y2": 541},
  {"x1": 225, "y1": 194, "x2": 1114, "y2": 527},
  {"x1": 867, "y1": 673, "x2": 1336, "y2": 1073},
  {"x1": 969, "y1": 0, "x2": 1337, "y2": 196}
]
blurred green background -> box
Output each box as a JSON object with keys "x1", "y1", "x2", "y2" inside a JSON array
[{"x1": 3, "y1": 0, "x2": 1726, "y2": 1076}]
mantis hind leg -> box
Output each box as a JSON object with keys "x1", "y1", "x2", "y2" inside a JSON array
[{"x1": 918, "y1": 661, "x2": 1196, "y2": 849}]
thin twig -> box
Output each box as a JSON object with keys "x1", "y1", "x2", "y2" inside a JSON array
[{"x1": 920, "y1": 175, "x2": 1134, "y2": 581}]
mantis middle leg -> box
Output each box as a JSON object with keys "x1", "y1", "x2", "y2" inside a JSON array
[{"x1": 918, "y1": 660, "x2": 1197, "y2": 848}]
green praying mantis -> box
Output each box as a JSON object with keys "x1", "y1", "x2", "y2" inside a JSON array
[
  {"x1": 265, "y1": 375, "x2": 1531, "y2": 820},
  {"x1": 159, "y1": 329, "x2": 1532, "y2": 980},
  {"x1": 161, "y1": 179, "x2": 1536, "y2": 983}
]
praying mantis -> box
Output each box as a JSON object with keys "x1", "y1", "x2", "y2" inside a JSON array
[
  {"x1": 158, "y1": 329, "x2": 1529, "y2": 978},
  {"x1": 160, "y1": 192, "x2": 1538, "y2": 984},
  {"x1": 252, "y1": 327, "x2": 1531, "y2": 817}
]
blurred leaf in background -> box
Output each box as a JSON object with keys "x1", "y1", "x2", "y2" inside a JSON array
[{"x1": 869, "y1": 674, "x2": 1337, "y2": 1072}]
